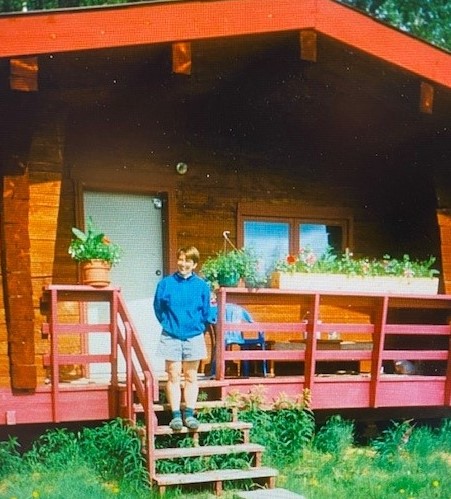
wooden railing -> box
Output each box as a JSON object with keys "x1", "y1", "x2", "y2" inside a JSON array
[
  {"x1": 42, "y1": 285, "x2": 158, "y2": 477},
  {"x1": 214, "y1": 288, "x2": 451, "y2": 409}
]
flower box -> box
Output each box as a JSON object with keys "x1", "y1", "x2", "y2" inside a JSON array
[{"x1": 270, "y1": 272, "x2": 439, "y2": 295}]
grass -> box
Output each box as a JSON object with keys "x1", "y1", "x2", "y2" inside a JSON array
[{"x1": 0, "y1": 409, "x2": 450, "y2": 498}]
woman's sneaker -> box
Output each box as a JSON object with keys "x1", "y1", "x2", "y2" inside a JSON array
[
  {"x1": 169, "y1": 417, "x2": 183, "y2": 431},
  {"x1": 184, "y1": 416, "x2": 200, "y2": 430}
]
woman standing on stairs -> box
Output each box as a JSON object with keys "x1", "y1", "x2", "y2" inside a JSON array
[{"x1": 153, "y1": 246, "x2": 211, "y2": 431}]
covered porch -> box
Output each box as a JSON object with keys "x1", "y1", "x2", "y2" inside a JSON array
[{"x1": 1, "y1": 284, "x2": 450, "y2": 429}]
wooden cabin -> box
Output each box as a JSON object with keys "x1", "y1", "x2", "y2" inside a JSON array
[{"x1": 1, "y1": 0, "x2": 451, "y2": 429}]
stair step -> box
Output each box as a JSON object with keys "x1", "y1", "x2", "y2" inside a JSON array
[
  {"x1": 154, "y1": 443, "x2": 264, "y2": 460},
  {"x1": 155, "y1": 421, "x2": 252, "y2": 435},
  {"x1": 153, "y1": 466, "x2": 278, "y2": 486}
]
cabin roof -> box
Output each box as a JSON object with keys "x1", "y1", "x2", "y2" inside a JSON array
[{"x1": 0, "y1": 0, "x2": 450, "y2": 89}]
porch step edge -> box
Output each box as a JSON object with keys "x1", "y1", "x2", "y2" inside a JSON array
[
  {"x1": 154, "y1": 443, "x2": 264, "y2": 460},
  {"x1": 153, "y1": 466, "x2": 278, "y2": 486},
  {"x1": 155, "y1": 421, "x2": 252, "y2": 435}
]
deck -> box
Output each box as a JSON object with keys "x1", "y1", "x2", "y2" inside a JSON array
[{"x1": 1, "y1": 285, "x2": 451, "y2": 427}]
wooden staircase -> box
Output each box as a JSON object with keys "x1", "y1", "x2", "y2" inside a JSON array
[{"x1": 127, "y1": 382, "x2": 278, "y2": 496}]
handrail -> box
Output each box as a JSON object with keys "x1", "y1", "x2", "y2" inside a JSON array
[
  {"x1": 215, "y1": 288, "x2": 451, "y2": 408},
  {"x1": 43, "y1": 285, "x2": 159, "y2": 479},
  {"x1": 115, "y1": 292, "x2": 158, "y2": 480}
]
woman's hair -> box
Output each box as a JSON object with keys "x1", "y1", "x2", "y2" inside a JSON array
[{"x1": 177, "y1": 246, "x2": 200, "y2": 263}]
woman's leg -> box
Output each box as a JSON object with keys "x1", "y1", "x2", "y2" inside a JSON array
[
  {"x1": 166, "y1": 360, "x2": 183, "y2": 430},
  {"x1": 182, "y1": 360, "x2": 200, "y2": 429},
  {"x1": 182, "y1": 360, "x2": 200, "y2": 409}
]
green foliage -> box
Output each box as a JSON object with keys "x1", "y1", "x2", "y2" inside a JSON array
[
  {"x1": 68, "y1": 216, "x2": 122, "y2": 266},
  {"x1": 225, "y1": 387, "x2": 316, "y2": 467},
  {"x1": 21, "y1": 419, "x2": 148, "y2": 490},
  {"x1": 201, "y1": 247, "x2": 265, "y2": 289},
  {"x1": 25, "y1": 427, "x2": 81, "y2": 470},
  {"x1": 1, "y1": 416, "x2": 450, "y2": 498},
  {"x1": 0, "y1": 436, "x2": 22, "y2": 478},
  {"x1": 313, "y1": 415, "x2": 355, "y2": 455},
  {"x1": 286, "y1": 417, "x2": 451, "y2": 499},
  {"x1": 371, "y1": 419, "x2": 415, "y2": 469},
  {"x1": 245, "y1": 408, "x2": 315, "y2": 467},
  {"x1": 274, "y1": 246, "x2": 439, "y2": 278},
  {"x1": 79, "y1": 418, "x2": 148, "y2": 488}
]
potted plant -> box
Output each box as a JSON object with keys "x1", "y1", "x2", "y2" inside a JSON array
[
  {"x1": 202, "y1": 247, "x2": 264, "y2": 289},
  {"x1": 270, "y1": 247, "x2": 440, "y2": 295},
  {"x1": 68, "y1": 217, "x2": 122, "y2": 287}
]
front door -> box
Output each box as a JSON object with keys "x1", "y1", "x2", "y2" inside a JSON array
[{"x1": 83, "y1": 190, "x2": 166, "y2": 378}]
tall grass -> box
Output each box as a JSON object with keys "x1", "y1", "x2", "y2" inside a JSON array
[{"x1": 0, "y1": 402, "x2": 450, "y2": 498}]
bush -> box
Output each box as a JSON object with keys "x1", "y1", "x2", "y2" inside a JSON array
[
  {"x1": 313, "y1": 415, "x2": 355, "y2": 455},
  {"x1": 0, "y1": 436, "x2": 22, "y2": 478}
]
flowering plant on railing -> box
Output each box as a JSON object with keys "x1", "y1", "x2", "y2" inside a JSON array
[
  {"x1": 273, "y1": 247, "x2": 439, "y2": 278},
  {"x1": 68, "y1": 216, "x2": 122, "y2": 266}
]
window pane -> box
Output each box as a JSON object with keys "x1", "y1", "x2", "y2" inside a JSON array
[
  {"x1": 299, "y1": 224, "x2": 342, "y2": 256},
  {"x1": 244, "y1": 221, "x2": 289, "y2": 273}
]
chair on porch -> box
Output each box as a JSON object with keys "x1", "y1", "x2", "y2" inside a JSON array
[{"x1": 209, "y1": 303, "x2": 267, "y2": 377}]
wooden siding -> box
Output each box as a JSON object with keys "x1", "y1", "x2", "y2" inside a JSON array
[
  {"x1": 0, "y1": 90, "x2": 445, "y2": 389},
  {"x1": 437, "y1": 210, "x2": 451, "y2": 294}
]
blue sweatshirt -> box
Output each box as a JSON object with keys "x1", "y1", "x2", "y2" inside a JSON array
[{"x1": 153, "y1": 272, "x2": 211, "y2": 340}]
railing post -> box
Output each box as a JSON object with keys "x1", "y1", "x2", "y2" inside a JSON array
[
  {"x1": 49, "y1": 288, "x2": 60, "y2": 422},
  {"x1": 304, "y1": 293, "x2": 320, "y2": 389},
  {"x1": 110, "y1": 289, "x2": 119, "y2": 388},
  {"x1": 445, "y1": 323, "x2": 451, "y2": 406},
  {"x1": 216, "y1": 289, "x2": 227, "y2": 380},
  {"x1": 370, "y1": 296, "x2": 389, "y2": 408},
  {"x1": 144, "y1": 371, "x2": 156, "y2": 479},
  {"x1": 125, "y1": 322, "x2": 133, "y2": 421}
]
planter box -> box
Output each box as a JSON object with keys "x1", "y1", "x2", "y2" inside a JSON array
[{"x1": 270, "y1": 272, "x2": 439, "y2": 295}]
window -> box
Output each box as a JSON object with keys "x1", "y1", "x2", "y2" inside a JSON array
[{"x1": 238, "y1": 203, "x2": 353, "y2": 273}]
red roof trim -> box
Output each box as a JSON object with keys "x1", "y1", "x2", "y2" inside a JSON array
[{"x1": 0, "y1": 0, "x2": 450, "y2": 88}]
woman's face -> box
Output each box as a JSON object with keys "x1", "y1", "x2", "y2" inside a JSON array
[{"x1": 177, "y1": 252, "x2": 197, "y2": 278}]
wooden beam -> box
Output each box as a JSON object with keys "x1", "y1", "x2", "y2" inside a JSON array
[
  {"x1": 172, "y1": 42, "x2": 192, "y2": 75},
  {"x1": 300, "y1": 29, "x2": 317, "y2": 62},
  {"x1": 10, "y1": 57, "x2": 38, "y2": 91},
  {"x1": 0, "y1": 0, "x2": 313, "y2": 57},
  {"x1": 419, "y1": 81, "x2": 434, "y2": 114},
  {"x1": 2, "y1": 171, "x2": 37, "y2": 390}
]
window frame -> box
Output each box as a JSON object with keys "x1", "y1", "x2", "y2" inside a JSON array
[{"x1": 237, "y1": 202, "x2": 354, "y2": 257}]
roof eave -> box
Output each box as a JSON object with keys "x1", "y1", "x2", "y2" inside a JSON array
[{"x1": 0, "y1": 0, "x2": 450, "y2": 89}]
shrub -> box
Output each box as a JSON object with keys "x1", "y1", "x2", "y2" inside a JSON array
[
  {"x1": 313, "y1": 415, "x2": 355, "y2": 455},
  {"x1": 0, "y1": 436, "x2": 22, "y2": 478}
]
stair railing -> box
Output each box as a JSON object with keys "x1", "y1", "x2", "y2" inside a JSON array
[{"x1": 115, "y1": 291, "x2": 159, "y2": 478}]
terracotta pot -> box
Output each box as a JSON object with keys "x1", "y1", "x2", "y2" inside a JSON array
[{"x1": 81, "y1": 259, "x2": 111, "y2": 287}]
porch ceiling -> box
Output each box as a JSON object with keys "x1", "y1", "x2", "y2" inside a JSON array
[{"x1": 18, "y1": 29, "x2": 448, "y2": 166}]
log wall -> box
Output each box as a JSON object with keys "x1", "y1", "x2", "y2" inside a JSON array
[{"x1": 0, "y1": 72, "x2": 445, "y2": 389}]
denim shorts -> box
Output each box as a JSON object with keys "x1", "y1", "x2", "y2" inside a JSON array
[{"x1": 157, "y1": 331, "x2": 207, "y2": 361}]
